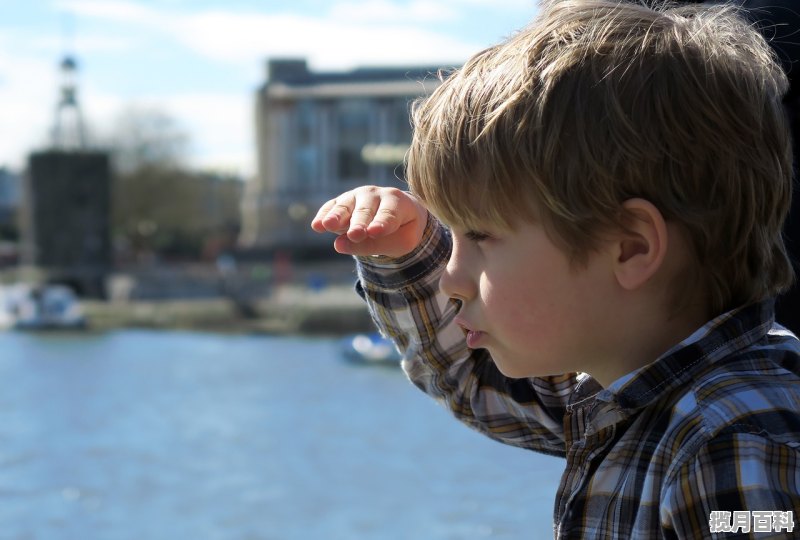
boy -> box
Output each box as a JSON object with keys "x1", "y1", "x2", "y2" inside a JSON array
[{"x1": 311, "y1": 1, "x2": 800, "y2": 538}]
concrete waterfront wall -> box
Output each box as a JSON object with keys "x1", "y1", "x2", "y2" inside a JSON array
[{"x1": 83, "y1": 283, "x2": 375, "y2": 336}]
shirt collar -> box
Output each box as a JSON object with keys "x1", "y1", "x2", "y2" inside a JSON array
[{"x1": 595, "y1": 299, "x2": 776, "y2": 411}]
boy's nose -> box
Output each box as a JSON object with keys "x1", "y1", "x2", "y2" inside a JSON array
[{"x1": 440, "y1": 249, "x2": 476, "y2": 302}]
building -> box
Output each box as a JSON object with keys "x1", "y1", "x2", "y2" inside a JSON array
[
  {"x1": 0, "y1": 167, "x2": 21, "y2": 266},
  {"x1": 0, "y1": 167, "x2": 20, "y2": 237},
  {"x1": 22, "y1": 151, "x2": 111, "y2": 297},
  {"x1": 240, "y1": 58, "x2": 448, "y2": 254},
  {"x1": 15, "y1": 54, "x2": 112, "y2": 297}
]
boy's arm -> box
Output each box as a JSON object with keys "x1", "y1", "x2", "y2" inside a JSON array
[{"x1": 356, "y1": 214, "x2": 581, "y2": 457}]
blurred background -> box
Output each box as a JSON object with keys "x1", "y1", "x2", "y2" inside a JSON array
[{"x1": 0, "y1": 1, "x2": 563, "y2": 538}]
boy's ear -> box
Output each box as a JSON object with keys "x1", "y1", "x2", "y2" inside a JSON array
[{"x1": 612, "y1": 198, "x2": 668, "y2": 291}]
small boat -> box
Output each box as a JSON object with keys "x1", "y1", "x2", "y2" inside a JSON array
[
  {"x1": 340, "y1": 332, "x2": 402, "y2": 366},
  {"x1": 0, "y1": 284, "x2": 87, "y2": 331}
]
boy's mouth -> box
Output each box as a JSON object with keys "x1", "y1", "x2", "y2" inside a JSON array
[
  {"x1": 465, "y1": 330, "x2": 485, "y2": 349},
  {"x1": 456, "y1": 318, "x2": 485, "y2": 349}
]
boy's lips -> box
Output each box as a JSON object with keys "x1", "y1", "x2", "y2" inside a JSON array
[
  {"x1": 465, "y1": 330, "x2": 486, "y2": 349},
  {"x1": 455, "y1": 318, "x2": 486, "y2": 349}
]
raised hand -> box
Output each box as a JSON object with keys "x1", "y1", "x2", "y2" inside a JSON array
[{"x1": 310, "y1": 186, "x2": 429, "y2": 258}]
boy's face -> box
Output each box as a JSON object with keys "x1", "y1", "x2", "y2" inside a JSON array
[{"x1": 441, "y1": 219, "x2": 617, "y2": 379}]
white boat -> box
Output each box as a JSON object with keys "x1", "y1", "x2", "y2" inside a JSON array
[
  {"x1": 340, "y1": 332, "x2": 402, "y2": 366},
  {"x1": 0, "y1": 284, "x2": 87, "y2": 330}
]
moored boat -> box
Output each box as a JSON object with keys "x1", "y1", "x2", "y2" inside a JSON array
[
  {"x1": 340, "y1": 332, "x2": 402, "y2": 366},
  {"x1": 0, "y1": 284, "x2": 87, "y2": 330}
]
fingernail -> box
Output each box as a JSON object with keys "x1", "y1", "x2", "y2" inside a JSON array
[
  {"x1": 367, "y1": 222, "x2": 384, "y2": 237},
  {"x1": 348, "y1": 226, "x2": 366, "y2": 241}
]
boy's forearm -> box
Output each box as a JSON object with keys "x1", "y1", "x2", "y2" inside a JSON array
[
  {"x1": 355, "y1": 213, "x2": 468, "y2": 399},
  {"x1": 355, "y1": 215, "x2": 571, "y2": 455}
]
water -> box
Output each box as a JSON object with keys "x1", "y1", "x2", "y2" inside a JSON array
[{"x1": 0, "y1": 330, "x2": 563, "y2": 540}]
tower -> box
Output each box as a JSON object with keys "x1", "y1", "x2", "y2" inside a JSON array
[
  {"x1": 51, "y1": 55, "x2": 88, "y2": 150},
  {"x1": 21, "y1": 52, "x2": 111, "y2": 298}
]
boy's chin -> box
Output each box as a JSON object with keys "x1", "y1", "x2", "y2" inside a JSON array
[
  {"x1": 491, "y1": 350, "x2": 561, "y2": 379},
  {"x1": 491, "y1": 352, "x2": 536, "y2": 379}
]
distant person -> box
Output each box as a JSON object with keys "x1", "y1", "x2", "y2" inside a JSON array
[{"x1": 312, "y1": 1, "x2": 800, "y2": 538}]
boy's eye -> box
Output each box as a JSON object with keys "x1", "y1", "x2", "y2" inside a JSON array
[{"x1": 465, "y1": 230, "x2": 491, "y2": 242}]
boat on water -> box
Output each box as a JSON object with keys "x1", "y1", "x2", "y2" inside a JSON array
[
  {"x1": 340, "y1": 332, "x2": 403, "y2": 366},
  {"x1": 0, "y1": 284, "x2": 87, "y2": 331}
]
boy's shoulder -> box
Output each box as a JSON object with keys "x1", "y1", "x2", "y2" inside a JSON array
[
  {"x1": 663, "y1": 324, "x2": 800, "y2": 451},
  {"x1": 611, "y1": 303, "x2": 800, "y2": 470}
]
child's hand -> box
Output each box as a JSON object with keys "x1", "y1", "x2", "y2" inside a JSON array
[{"x1": 310, "y1": 186, "x2": 429, "y2": 257}]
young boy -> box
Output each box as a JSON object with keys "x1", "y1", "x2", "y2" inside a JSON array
[{"x1": 311, "y1": 1, "x2": 800, "y2": 537}]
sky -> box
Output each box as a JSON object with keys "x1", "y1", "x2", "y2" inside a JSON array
[{"x1": 0, "y1": 0, "x2": 540, "y2": 178}]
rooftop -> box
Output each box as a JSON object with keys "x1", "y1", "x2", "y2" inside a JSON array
[{"x1": 265, "y1": 58, "x2": 453, "y2": 87}]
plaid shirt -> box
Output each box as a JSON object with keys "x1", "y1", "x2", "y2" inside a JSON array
[{"x1": 355, "y1": 215, "x2": 800, "y2": 539}]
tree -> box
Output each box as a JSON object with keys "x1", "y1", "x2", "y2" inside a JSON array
[
  {"x1": 106, "y1": 106, "x2": 242, "y2": 261},
  {"x1": 107, "y1": 105, "x2": 189, "y2": 174}
]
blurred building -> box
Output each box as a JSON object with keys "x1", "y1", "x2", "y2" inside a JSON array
[
  {"x1": 240, "y1": 58, "x2": 448, "y2": 255},
  {"x1": 18, "y1": 54, "x2": 112, "y2": 297},
  {"x1": 0, "y1": 167, "x2": 21, "y2": 266},
  {"x1": 22, "y1": 151, "x2": 112, "y2": 297},
  {"x1": 0, "y1": 167, "x2": 21, "y2": 236}
]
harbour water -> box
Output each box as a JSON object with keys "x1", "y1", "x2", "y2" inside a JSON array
[{"x1": 0, "y1": 330, "x2": 563, "y2": 539}]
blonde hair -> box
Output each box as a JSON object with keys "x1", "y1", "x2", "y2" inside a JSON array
[{"x1": 407, "y1": 0, "x2": 793, "y2": 316}]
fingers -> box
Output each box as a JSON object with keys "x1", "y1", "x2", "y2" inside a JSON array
[
  {"x1": 346, "y1": 191, "x2": 381, "y2": 242},
  {"x1": 365, "y1": 195, "x2": 402, "y2": 238},
  {"x1": 311, "y1": 187, "x2": 403, "y2": 240},
  {"x1": 310, "y1": 192, "x2": 356, "y2": 234},
  {"x1": 311, "y1": 186, "x2": 427, "y2": 257}
]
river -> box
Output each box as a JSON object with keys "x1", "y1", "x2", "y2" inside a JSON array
[{"x1": 0, "y1": 330, "x2": 563, "y2": 539}]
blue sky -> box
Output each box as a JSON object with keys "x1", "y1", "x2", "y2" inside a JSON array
[{"x1": 1, "y1": 0, "x2": 539, "y2": 177}]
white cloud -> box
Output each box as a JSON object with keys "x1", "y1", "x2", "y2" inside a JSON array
[
  {"x1": 52, "y1": 0, "x2": 163, "y2": 27},
  {"x1": 33, "y1": 33, "x2": 140, "y2": 55},
  {"x1": 161, "y1": 93, "x2": 255, "y2": 176},
  {"x1": 83, "y1": 90, "x2": 255, "y2": 176},
  {"x1": 54, "y1": 1, "x2": 479, "y2": 69},
  {"x1": 74, "y1": 34, "x2": 140, "y2": 53},
  {"x1": 329, "y1": 0, "x2": 458, "y2": 23},
  {"x1": 443, "y1": 0, "x2": 534, "y2": 8},
  {"x1": 0, "y1": 41, "x2": 59, "y2": 168},
  {"x1": 174, "y1": 11, "x2": 473, "y2": 71}
]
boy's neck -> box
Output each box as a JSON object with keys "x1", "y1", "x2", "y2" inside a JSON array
[{"x1": 589, "y1": 299, "x2": 710, "y2": 389}]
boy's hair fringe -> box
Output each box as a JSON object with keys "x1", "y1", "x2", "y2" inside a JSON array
[{"x1": 407, "y1": 0, "x2": 794, "y2": 316}]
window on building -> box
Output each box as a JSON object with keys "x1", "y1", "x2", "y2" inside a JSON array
[
  {"x1": 296, "y1": 100, "x2": 314, "y2": 146},
  {"x1": 294, "y1": 100, "x2": 317, "y2": 189},
  {"x1": 335, "y1": 99, "x2": 371, "y2": 182},
  {"x1": 388, "y1": 98, "x2": 414, "y2": 182},
  {"x1": 390, "y1": 99, "x2": 413, "y2": 144}
]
